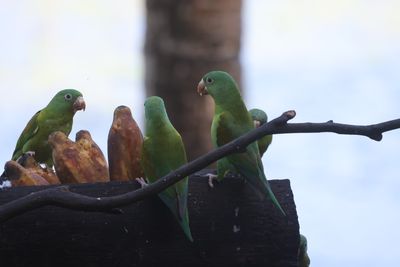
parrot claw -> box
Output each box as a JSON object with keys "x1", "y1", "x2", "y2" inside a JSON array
[
  {"x1": 204, "y1": 173, "x2": 218, "y2": 188},
  {"x1": 16, "y1": 151, "x2": 36, "y2": 163},
  {"x1": 39, "y1": 163, "x2": 49, "y2": 170},
  {"x1": 25, "y1": 151, "x2": 36, "y2": 157},
  {"x1": 0, "y1": 180, "x2": 11, "y2": 189},
  {"x1": 135, "y1": 177, "x2": 149, "y2": 188}
]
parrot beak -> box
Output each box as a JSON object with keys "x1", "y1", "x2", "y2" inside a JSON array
[
  {"x1": 73, "y1": 96, "x2": 86, "y2": 113},
  {"x1": 253, "y1": 120, "x2": 261, "y2": 128},
  {"x1": 197, "y1": 79, "x2": 208, "y2": 96}
]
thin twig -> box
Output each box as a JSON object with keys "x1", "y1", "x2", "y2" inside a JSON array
[{"x1": 0, "y1": 110, "x2": 399, "y2": 222}]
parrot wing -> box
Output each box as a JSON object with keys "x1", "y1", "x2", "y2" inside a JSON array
[
  {"x1": 214, "y1": 111, "x2": 260, "y2": 167},
  {"x1": 166, "y1": 132, "x2": 189, "y2": 220},
  {"x1": 142, "y1": 133, "x2": 188, "y2": 220},
  {"x1": 142, "y1": 134, "x2": 192, "y2": 241},
  {"x1": 215, "y1": 112, "x2": 264, "y2": 181},
  {"x1": 162, "y1": 135, "x2": 192, "y2": 242},
  {"x1": 215, "y1": 112, "x2": 285, "y2": 215},
  {"x1": 12, "y1": 110, "x2": 41, "y2": 160},
  {"x1": 141, "y1": 136, "x2": 158, "y2": 182}
]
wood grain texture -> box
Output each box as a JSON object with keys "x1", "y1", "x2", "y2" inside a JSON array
[{"x1": 0, "y1": 172, "x2": 299, "y2": 267}]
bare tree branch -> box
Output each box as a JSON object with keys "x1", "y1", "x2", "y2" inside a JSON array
[
  {"x1": 270, "y1": 118, "x2": 400, "y2": 141},
  {"x1": 0, "y1": 110, "x2": 399, "y2": 222}
]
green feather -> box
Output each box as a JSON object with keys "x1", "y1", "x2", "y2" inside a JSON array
[
  {"x1": 212, "y1": 108, "x2": 272, "y2": 179},
  {"x1": 249, "y1": 108, "x2": 272, "y2": 157},
  {"x1": 298, "y1": 234, "x2": 311, "y2": 267},
  {"x1": 141, "y1": 96, "x2": 193, "y2": 242},
  {"x1": 199, "y1": 71, "x2": 285, "y2": 215},
  {"x1": 11, "y1": 89, "x2": 85, "y2": 167}
]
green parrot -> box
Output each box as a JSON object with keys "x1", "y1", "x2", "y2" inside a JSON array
[
  {"x1": 140, "y1": 96, "x2": 193, "y2": 242},
  {"x1": 202, "y1": 108, "x2": 272, "y2": 185},
  {"x1": 197, "y1": 71, "x2": 285, "y2": 215},
  {"x1": 249, "y1": 108, "x2": 272, "y2": 158},
  {"x1": 298, "y1": 234, "x2": 311, "y2": 267},
  {"x1": 11, "y1": 89, "x2": 85, "y2": 167}
]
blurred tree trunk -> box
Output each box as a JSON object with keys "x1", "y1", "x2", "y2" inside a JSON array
[{"x1": 145, "y1": 0, "x2": 242, "y2": 160}]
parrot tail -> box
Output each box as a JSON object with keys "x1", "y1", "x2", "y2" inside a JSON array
[
  {"x1": 179, "y1": 213, "x2": 194, "y2": 242},
  {"x1": 159, "y1": 192, "x2": 194, "y2": 242},
  {"x1": 262, "y1": 179, "x2": 286, "y2": 216},
  {"x1": 243, "y1": 169, "x2": 286, "y2": 216}
]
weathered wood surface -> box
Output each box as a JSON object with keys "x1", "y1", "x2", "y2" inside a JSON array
[{"x1": 0, "y1": 172, "x2": 299, "y2": 267}]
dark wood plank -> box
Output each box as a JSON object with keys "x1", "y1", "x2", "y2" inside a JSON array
[{"x1": 0, "y1": 172, "x2": 299, "y2": 267}]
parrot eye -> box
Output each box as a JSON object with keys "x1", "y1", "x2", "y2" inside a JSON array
[
  {"x1": 64, "y1": 94, "x2": 72, "y2": 101},
  {"x1": 206, "y1": 77, "x2": 214, "y2": 84}
]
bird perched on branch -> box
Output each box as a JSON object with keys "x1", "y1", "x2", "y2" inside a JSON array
[
  {"x1": 8, "y1": 89, "x2": 85, "y2": 168},
  {"x1": 249, "y1": 108, "x2": 272, "y2": 158},
  {"x1": 197, "y1": 71, "x2": 285, "y2": 215},
  {"x1": 140, "y1": 96, "x2": 193, "y2": 242}
]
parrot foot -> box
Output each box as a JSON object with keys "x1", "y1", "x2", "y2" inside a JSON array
[
  {"x1": 16, "y1": 151, "x2": 36, "y2": 164},
  {"x1": 39, "y1": 163, "x2": 51, "y2": 170},
  {"x1": 205, "y1": 173, "x2": 218, "y2": 188},
  {"x1": 0, "y1": 180, "x2": 11, "y2": 189},
  {"x1": 25, "y1": 151, "x2": 36, "y2": 157},
  {"x1": 135, "y1": 177, "x2": 148, "y2": 188}
]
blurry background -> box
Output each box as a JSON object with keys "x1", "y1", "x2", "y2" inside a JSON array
[{"x1": 0, "y1": 1, "x2": 399, "y2": 266}]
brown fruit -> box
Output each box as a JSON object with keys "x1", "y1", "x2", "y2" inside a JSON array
[
  {"x1": 48, "y1": 130, "x2": 110, "y2": 184},
  {"x1": 17, "y1": 152, "x2": 61, "y2": 185},
  {"x1": 4, "y1": 160, "x2": 49, "y2": 186},
  {"x1": 108, "y1": 105, "x2": 144, "y2": 181},
  {"x1": 75, "y1": 130, "x2": 110, "y2": 182}
]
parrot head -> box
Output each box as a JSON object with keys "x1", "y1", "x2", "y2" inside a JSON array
[
  {"x1": 299, "y1": 234, "x2": 308, "y2": 256},
  {"x1": 249, "y1": 108, "x2": 268, "y2": 128},
  {"x1": 48, "y1": 89, "x2": 86, "y2": 114},
  {"x1": 197, "y1": 71, "x2": 240, "y2": 104},
  {"x1": 144, "y1": 96, "x2": 168, "y2": 121}
]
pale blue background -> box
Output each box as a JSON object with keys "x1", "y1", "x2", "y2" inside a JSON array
[{"x1": 0, "y1": 1, "x2": 399, "y2": 266}]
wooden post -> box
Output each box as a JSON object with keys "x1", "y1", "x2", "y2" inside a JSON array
[
  {"x1": 145, "y1": 0, "x2": 243, "y2": 160},
  {"x1": 0, "y1": 173, "x2": 299, "y2": 267}
]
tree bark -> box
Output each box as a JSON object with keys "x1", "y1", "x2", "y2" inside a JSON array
[
  {"x1": 145, "y1": 0, "x2": 242, "y2": 160},
  {"x1": 0, "y1": 172, "x2": 299, "y2": 267}
]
